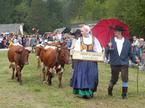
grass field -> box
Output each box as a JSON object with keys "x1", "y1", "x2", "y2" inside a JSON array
[{"x1": 0, "y1": 51, "x2": 145, "y2": 108}]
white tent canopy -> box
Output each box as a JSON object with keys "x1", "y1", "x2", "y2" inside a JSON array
[{"x1": 0, "y1": 23, "x2": 24, "y2": 35}]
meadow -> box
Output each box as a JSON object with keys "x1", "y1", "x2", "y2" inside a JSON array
[{"x1": 0, "y1": 51, "x2": 145, "y2": 108}]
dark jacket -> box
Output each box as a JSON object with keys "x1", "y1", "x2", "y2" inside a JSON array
[{"x1": 105, "y1": 38, "x2": 132, "y2": 65}]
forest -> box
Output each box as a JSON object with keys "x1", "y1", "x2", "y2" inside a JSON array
[{"x1": 0, "y1": 0, "x2": 145, "y2": 36}]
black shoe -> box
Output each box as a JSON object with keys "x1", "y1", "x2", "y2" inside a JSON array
[
  {"x1": 108, "y1": 92, "x2": 113, "y2": 96},
  {"x1": 122, "y1": 87, "x2": 128, "y2": 99},
  {"x1": 122, "y1": 94, "x2": 127, "y2": 99},
  {"x1": 108, "y1": 87, "x2": 113, "y2": 96},
  {"x1": 82, "y1": 95, "x2": 92, "y2": 99}
]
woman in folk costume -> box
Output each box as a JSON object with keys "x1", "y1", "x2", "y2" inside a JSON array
[{"x1": 71, "y1": 25, "x2": 102, "y2": 99}]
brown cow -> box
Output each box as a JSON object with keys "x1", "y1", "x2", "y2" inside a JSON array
[
  {"x1": 8, "y1": 44, "x2": 30, "y2": 84},
  {"x1": 35, "y1": 44, "x2": 44, "y2": 68},
  {"x1": 35, "y1": 42, "x2": 66, "y2": 68},
  {"x1": 40, "y1": 42, "x2": 70, "y2": 87},
  {"x1": 35, "y1": 42, "x2": 62, "y2": 68}
]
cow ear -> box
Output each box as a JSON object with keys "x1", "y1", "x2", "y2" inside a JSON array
[{"x1": 16, "y1": 48, "x2": 23, "y2": 53}]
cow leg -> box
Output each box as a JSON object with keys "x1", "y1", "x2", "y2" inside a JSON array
[
  {"x1": 42, "y1": 67, "x2": 49, "y2": 84},
  {"x1": 42, "y1": 66, "x2": 46, "y2": 82},
  {"x1": 47, "y1": 68, "x2": 52, "y2": 85},
  {"x1": 58, "y1": 68, "x2": 64, "y2": 88},
  {"x1": 15, "y1": 64, "x2": 18, "y2": 78},
  {"x1": 16, "y1": 65, "x2": 20, "y2": 81},
  {"x1": 18, "y1": 66, "x2": 24, "y2": 85},
  {"x1": 16, "y1": 65, "x2": 22, "y2": 85},
  {"x1": 58, "y1": 72, "x2": 63, "y2": 88},
  {"x1": 11, "y1": 64, "x2": 15, "y2": 79},
  {"x1": 37, "y1": 57, "x2": 41, "y2": 68},
  {"x1": 16, "y1": 71, "x2": 18, "y2": 77},
  {"x1": 18, "y1": 71, "x2": 22, "y2": 85},
  {"x1": 12, "y1": 66, "x2": 15, "y2": 79}
]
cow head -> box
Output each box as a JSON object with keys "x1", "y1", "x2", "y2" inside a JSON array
[
  {"x1": 15, "y1": 48, "x2": 31, "y2": 65},
  {"x1": 35, "y1": 45, "x2": 43, "y2": 56},
  {"x1": 58, "y1": 46, "x2": 71, "y2": 64}
]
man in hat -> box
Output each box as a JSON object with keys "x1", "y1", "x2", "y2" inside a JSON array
[{"x1": 105, "y1": 26, "x2": 137, "y2": 99}]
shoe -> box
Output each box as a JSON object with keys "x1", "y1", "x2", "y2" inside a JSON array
[
  {"x1": 82, "y1": 95, "x2": 92, "y2": 99},
  {"x1": 122, "y1": 87, "x2": 128, "y2": 99},
  {"x1": 122, "y1": 94, "x2": 127, "y2": 99},
  {"x1": 108, "y1": 87, "x2": 113, "y2": 96}
]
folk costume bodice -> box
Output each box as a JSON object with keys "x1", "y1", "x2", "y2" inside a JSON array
[
  {"x1": 80, "y1": 36, "x2": 94, "y2": 51},
  {"x1": 73, "y1": 34, "x2": 102, "y2": 53}
]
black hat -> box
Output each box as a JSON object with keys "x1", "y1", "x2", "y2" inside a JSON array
[
  {"x1": 74, "y1": 29, "x2": 81, "y2": 36},
  {"x1": 114, "y1": 26, "x2": 125, "y2": 32},
  {"x1": 71, "y1": 29, "x2": 82, "y2": 38}
]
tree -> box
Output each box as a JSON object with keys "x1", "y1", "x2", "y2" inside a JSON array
[{"x1": 0, "y1": 0, "x2": 145, "y2": 36}]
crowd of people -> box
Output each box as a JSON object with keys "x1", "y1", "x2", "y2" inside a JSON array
[
  {"x1": 0, "y1": 34, "x2": 39, "y2": 48},
  {"x1": 130, "y1": 36, "x2": 145, "y2": 70},
  {"x1": 0, "y1": 31, "x2": 76, "y2": 50}
]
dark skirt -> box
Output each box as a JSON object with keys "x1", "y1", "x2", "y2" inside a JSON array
[{"x1": 71, "y1": 60, "x2": 99, "y2": 97}]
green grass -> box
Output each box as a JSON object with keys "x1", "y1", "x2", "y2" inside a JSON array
[{"x1": 0, "y1": 51, "x2": 145, "y2": 108}]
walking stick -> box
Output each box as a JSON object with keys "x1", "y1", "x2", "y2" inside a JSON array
[{"x1": 137, "y1": 63, "x2": 139, "y2": 93}]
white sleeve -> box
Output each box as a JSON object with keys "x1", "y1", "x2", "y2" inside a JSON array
[
  {"x1": 70, "y1": 39, "x2": 76, "y2": 49},
  {"x1": 74, "y1": 38, "x2": 81, "y2": 51},
  {"x1": 93, "y1": 37, "x2": 102, "y2": 53}
]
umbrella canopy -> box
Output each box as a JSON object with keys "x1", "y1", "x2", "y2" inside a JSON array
[{"x1": 91, "y1": 18, "x2": 130, "y2": 48}]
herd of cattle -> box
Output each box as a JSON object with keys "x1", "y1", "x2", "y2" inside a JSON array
[{"x1": 7, "y1": 42, "x2": 71, "y2": 87}]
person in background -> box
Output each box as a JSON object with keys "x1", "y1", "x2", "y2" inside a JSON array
[
  {"x1": 132, "y1": 35, "x2": 139, "y2": 47},
  {"x1": 0, "y1": 35, "x2": 3, "y2": 48},
  {"x1": 30, "y1": 35, "x2": 37, "y2": 52},
  {"x1": 105, "y1": 26, "x2": 138, "y2": 99},
  {"x1": 2, "y1": 37, "x2": 7, "y2": 48},
  {"x1": 62, "y1": 27, "x2": 71, "y2": 43},
  {"x1": 18, "y1": 35, "x2": 22, "y2": 45},
  {"x1": 22, "y1": 35, "x2": 26, "y2": 47},
  {"x1": 13, "y1": 35, "x2": 19, "y2": 44},
  {"x1": 9, "y1": 36, "x2": 13, "y2": 46},
  {"x1": 70, "y1": 29, "x2": 82, "y2": 50},
  {"x1": 70, "y1": 29, "x2": 82, "y2": 85},
  {"x1": 66, "y1": 36, "x2": 72, "y2": 49},
  {"x1": 25, "y1": 36, "x2": 30, "y2": 47},
  {"x1": 138, "y1": 38, "x2": 144, "y2": 64},
  {"x1": 71, "y1": 25, "x2": 102, "y2": 99},
  {"x1": 141, "y1": 41, "x2": 145, "y2": 68}
]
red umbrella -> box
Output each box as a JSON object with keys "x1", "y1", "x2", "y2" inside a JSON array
[{"x1": 91, "y1": 18, "x2": 130, "y2": 48}]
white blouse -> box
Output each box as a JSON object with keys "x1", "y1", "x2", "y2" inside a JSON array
[{"x1": 74, "y1": 34, "x2": 102, "y2": 53}]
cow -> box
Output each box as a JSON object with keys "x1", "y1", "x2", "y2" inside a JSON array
[
  {"x1": 35, "y1": 44, "x2": 44, "y2": 68},
  {"x1": 8, "y1": 44, "x2": 30, "y2": 84},
  {"x1": 39, "y1": 42, "x2": 70, "y2": 88},
  {"x1": 35, "y1": 42, "x2": 61, "y2": 68}
]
